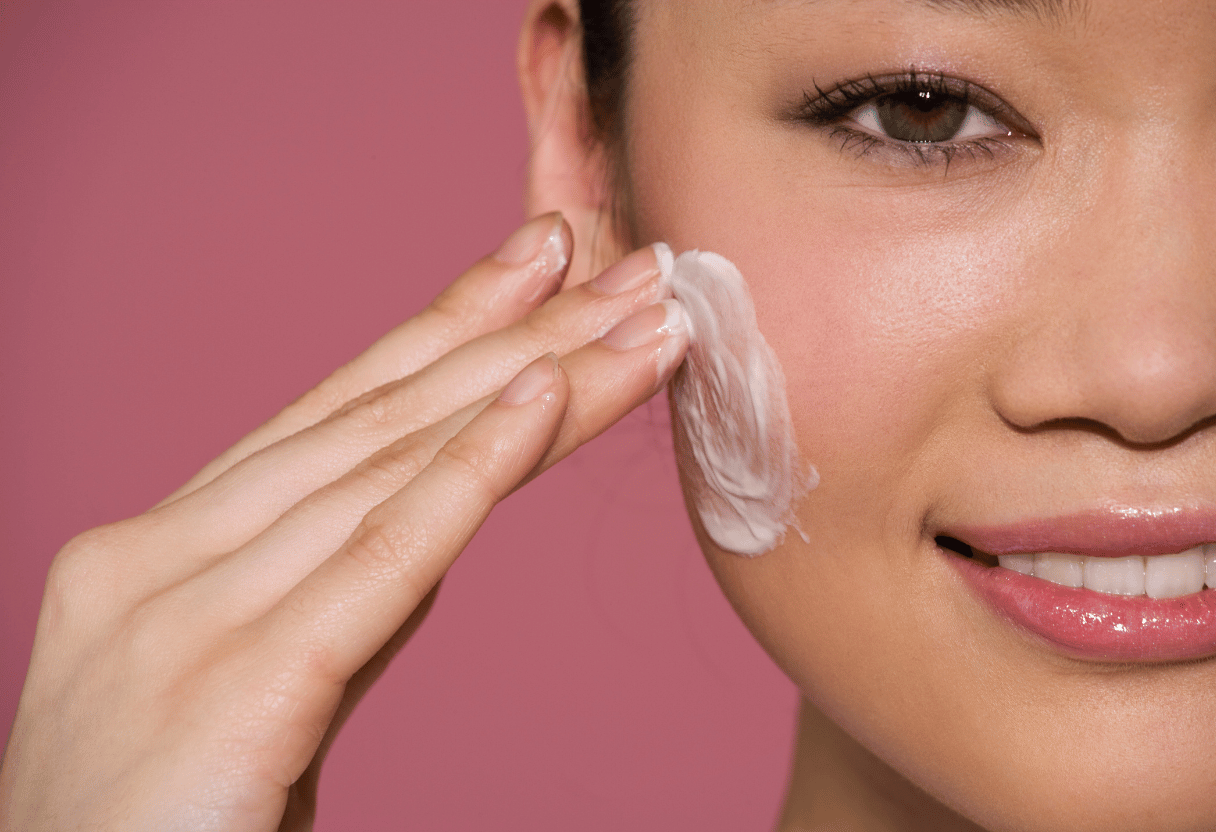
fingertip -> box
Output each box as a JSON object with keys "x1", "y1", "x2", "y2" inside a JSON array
[
  {"x1": 498, "y1": 352, "x2": 563, "y2": 405},
  {"x1": 595, "y1": 299, "x2": 690, "y2": 393},
  {"x1": 555, "y1": 215, "x2": 575, "y2": 273},
  {"x1": 530, "y1": 214, "x2": 573, "y2": 302},
  {"x1": 655, "y1": 307, "x2": 691, "y2": 384},
  {"x1": 587, "y1": 246, "x2": 661, "y2": 297},
  {"x1": 495, "y1": 212, "x2": 563, "y2": 266},
  {"x1": 600, "y1": 298, "x2": 686, "y2": 350},
  {"x1": 489, "y1": 212, "x2": 572, "y2": 305}
]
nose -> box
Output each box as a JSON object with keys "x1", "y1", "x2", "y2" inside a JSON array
[{"x1": 990, "y1": 153, "x2": 1216, "y2": 446}]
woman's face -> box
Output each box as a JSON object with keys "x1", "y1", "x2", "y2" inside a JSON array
[{"x1": 621, "y1": 0, "x2": 1216, "y2": 827}]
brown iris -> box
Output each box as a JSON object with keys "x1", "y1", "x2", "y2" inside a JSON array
[{"x1": 874, "y1": 90, "x2": 968, "y2": 143}]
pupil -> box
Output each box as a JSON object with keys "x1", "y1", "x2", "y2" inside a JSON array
[{"x1": 875, "y1": 90, "x2": 967, "y2": 143}]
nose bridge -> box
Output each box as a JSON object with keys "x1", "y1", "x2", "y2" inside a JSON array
[
  {"x1": 992, "y1": 141, "x2": 1216, "y2": 445},
  {"x1": 1084, "y1": 147, "x2": 1205, "y2": 347}
]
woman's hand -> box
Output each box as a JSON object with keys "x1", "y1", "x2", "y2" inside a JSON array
[{"x1": 0, "y1": 214, "x2": 686, "y2": 832}]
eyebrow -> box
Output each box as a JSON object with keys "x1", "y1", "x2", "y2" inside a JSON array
[
  {"x1": 916, "y1": 0, "x2": 1086, "y2": 24},
  {"x1": 772, "y1": 0, "x2": 1086, "y2": 25}
]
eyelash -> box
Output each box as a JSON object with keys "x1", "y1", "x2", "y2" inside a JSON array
[{"x1": 795, "y1": 70, "x2": 1031, "y2": 170}]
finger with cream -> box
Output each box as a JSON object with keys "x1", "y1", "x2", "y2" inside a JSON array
[{"x1": 656, "y1": 244, "x2": 817, "y2": 556}]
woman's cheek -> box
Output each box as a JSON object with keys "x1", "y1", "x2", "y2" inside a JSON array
[
  {"x1": 654, "y1": 213, "x2": 1022, "y2": 564},
  {"x1": 749, "y1": 205, "x2": 1030, "y2": 516},
  {"x1": 631, "y1": 111, "x2": 1041, "y2": 554}
]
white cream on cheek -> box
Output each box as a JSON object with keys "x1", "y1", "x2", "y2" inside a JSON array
[{"x1": 655, "y1": 243, "x2": 817, "y2": 556}]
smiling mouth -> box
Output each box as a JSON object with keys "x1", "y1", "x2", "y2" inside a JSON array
[{"x1": 937, "y1": 536, "x2": 1216, "y2": 600}]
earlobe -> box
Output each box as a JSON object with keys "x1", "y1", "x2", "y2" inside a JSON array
[{"x1": 518, "y1": 0, "x2": 623, "y2": 286}]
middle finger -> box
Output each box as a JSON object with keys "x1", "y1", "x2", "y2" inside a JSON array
[{"x1": 156, "y1": 246, "x2": 666, "y2": 556}]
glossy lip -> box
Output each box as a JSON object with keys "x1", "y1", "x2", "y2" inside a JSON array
[{"x1": 945, "y1": 508, "x2": 1216, "y2": 662}]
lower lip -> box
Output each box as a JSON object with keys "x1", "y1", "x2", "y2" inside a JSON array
[{"x1": 948, "y1": 552, "x2": 1216, "y2": 662}]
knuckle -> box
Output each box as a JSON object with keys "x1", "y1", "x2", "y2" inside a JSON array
[
  {"x1": 344, "y1": 519, "x2": 410, "y2": 577},
  {"x1": 50, "y1": 529, "x2": 102, "y2": 582},
  {"x1": 42, "y1": 517, "x2": 164, "y2": 640},
  {"x1": 517, "y1": 307, "x2": 564, "y2": 349},
  {"x1": 352, "y1": 390, "x2": 402, "y2": 430},
  {"x1": 46, "y1": 526, "x2": 126, "y2": 613},
  {"x1": 285, "y1": 363, "x2": 361, "y2": 424},
  {"x1": 351, "y1": 440, "x2": 430, "y2": 492},
  {"x1": 333, "y1": 382, "x2": 408, "y2": 431},
  {"x1": 119, "y1": 595, "x2": 190, "y2": 672},
  {"x1": 342, "y1": 519, "x2": 433, "y2": 605},
  {"x1": 434, "y1": 435, "x2": 506, "y2": 506},
  {"x1": 292, "y1": 638, "x2": 345, "y2": 687},
  {"x1": 428, "y1": 276, "x2": 484, "y2": 330}
]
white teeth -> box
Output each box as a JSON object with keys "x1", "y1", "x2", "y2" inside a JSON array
[
  {"x1": 1144, "y1": 547, "x2": 1206, "y2": 599},
  {"x1": 1084, "y1": 555, "x2": 1145, "y2": 596},
  {"x1": 996, "y1": 547, "x2": 1216, "y2": 598},
  {"x1": 1036, "y1": 552, "x2": 1085, "y2": 588},
  {"x1": 998, "y1": 553, "x2": 1035, "y2": 575}
]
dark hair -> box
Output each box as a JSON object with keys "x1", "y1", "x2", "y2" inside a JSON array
[
  {"x1": 578, "y1": 0, "x2": 633, "y2": 147},
  {"x1": 577, "y1": 0, "x2": 635, "y2": 247}
]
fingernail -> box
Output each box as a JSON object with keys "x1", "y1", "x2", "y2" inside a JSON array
[
  {"x1": 652, "y1": 243, "x2": 675, "y2": 301},
  {"x1": 600, "y1": 299, "x2": 687, "y2": 351},
  {"x1": 588, "y1": 246, "x2": 661, "y2": 296},
  {"x1": 496, "y1": 212, "x2": 569, "y2": 268},
  {"x1": 498, "y1": 353, "x2": 560, "y2": 405}
]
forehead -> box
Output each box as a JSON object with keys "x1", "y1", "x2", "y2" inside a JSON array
[
  {"x1": 632, "y1": 0, "x2": 1213, "y2": 44},
  {"x1": 630, "y1": 0, "x2": 1215, "y2": 100},
  {"x1": 636, "y1": 0, "x2": 1086, "y2": 28}
]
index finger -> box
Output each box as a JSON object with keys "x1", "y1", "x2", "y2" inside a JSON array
[{"x1": 159, "y1": 213, "x2": 572, "y2": 505}]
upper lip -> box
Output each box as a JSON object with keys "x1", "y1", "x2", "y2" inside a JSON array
[{"x1": 947, "y1": 505, "x2": 1216, "y2": 559}]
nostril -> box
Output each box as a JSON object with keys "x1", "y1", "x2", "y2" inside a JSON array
[
  {"x1": 1021, "y1": 415, "x2": 1216, "y2": 450},
  {"x1": 988, "y1": 299, "x2": 1216, "y2": 448}
]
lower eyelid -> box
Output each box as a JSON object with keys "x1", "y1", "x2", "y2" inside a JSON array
[{"x1": 828, "y1": 125, "x2": 1018, "y2": 171}]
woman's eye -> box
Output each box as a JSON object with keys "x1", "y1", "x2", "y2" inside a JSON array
[
  {"x1": 792, "y1": 72, "x2": 1038, "y2": 170},
  {"x1": 849, "y1": 90, "x2": 1009, "y2": 144}
]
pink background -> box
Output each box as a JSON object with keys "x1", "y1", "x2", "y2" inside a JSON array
[{"x1": 0, "y1": 2, "x2": 796, "y2": 827}]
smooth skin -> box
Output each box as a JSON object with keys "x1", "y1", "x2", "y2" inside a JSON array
[
  {"x1": 525, "y1": 0, "x2": 1216, "y2": 831},
  {"x1": 0, "y1": 205, "x2": 685, "y2": 828}
]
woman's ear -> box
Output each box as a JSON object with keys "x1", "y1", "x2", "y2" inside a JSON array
[{"x1": 518, "y1": 0, "x2": 623, "y2": 285}]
